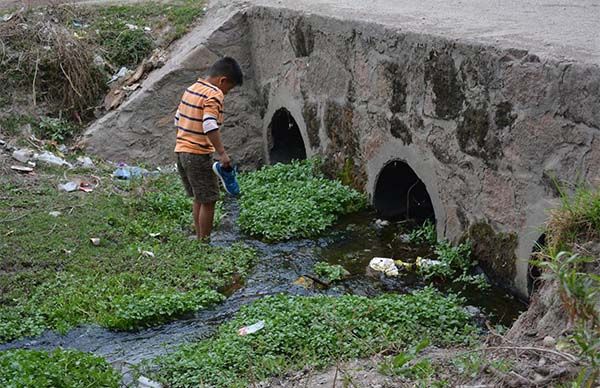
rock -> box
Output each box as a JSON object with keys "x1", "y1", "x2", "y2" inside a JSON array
[
  {"x1": 12, "y1": 148, "x2": 34, "y2": 163},
  {"x1": 293, "y1": 276, "x2": 314, "y2": 289},
  {"x1": 542, "y1": 335, "x2": 556, "y2": 348},
  {"x1": 35, "y1": 151, "x2": 72, "y2": 168}
]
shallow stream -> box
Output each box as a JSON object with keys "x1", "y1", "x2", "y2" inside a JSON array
[{"x1": 0, "y1": 199, "x2": 526, "y2": 369}]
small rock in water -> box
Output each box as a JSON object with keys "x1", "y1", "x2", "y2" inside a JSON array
[{"x1": 542, "y1": 335, "x2": 556, "y2": 348}]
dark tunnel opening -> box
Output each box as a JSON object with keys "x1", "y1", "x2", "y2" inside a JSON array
[
  {"x1": 268, "y1": 108, "x2": 307, "y2": 164},
  {"x1": 528, "y1": 233, "x2": 546, "y2": 296},
  {"x1": 373, "y1": 160, "x2": 436, "y2": 223}
]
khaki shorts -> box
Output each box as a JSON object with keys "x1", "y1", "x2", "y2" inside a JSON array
[{"x1": 176, "y1": 152, "x2": 219, "y2": 204}]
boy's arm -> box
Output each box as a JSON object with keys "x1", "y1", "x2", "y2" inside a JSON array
[{"x1": 206, "y1": 130, "x2": 231, "y2": 168}]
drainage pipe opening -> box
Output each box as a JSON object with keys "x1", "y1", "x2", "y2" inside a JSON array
[
  {"x1": 373, "y1": 160, "x2": 436, "y2": 222},
  {"x1": 268, "y1": 108, "x2": 307, "y2": 164}
]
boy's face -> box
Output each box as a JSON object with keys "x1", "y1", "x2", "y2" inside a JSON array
[{"x1": 215, "y1": 77, "x2": 236, "y2": 95}]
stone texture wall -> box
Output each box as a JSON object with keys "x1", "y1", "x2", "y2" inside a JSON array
[{"x1": 83, "y1": 5, "x2": 600, "y2": 298}]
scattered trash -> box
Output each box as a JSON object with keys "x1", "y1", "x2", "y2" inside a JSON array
[
  {"x1": 138, "y1": 248, "x2": 155, "y2": 258},
  {"x1": 104, "y1": 89, "x2": 126, "y2": 110},
  {"x1": 58, "y1": 181, "x2": 79, "y2": 192},
  {"x1": 12, "y1": 148, "x2": 34, "y2": 163},
  {"x1": 143, "y1": 26, "x2": 151, "y2": 32},
  {"x1": 125, "y1": 23, "x2": 138, "y2": 30},
  {"x1": 76, "y1": 156, "x2": 95, "y2": 169},
  {"x1": 394, "y1": 259, "x2": 414, "y2": 270},
  {"x1": 113, "y1": 164, "x2": 151, "y2": 180},
  {"x1": 0, "y1": 139, "x2": 6, "y2": 146},
  {"x1": 79, "y1": 182, "x2": 94, "y2": 193},
  {"x1": 123, "y1": 83, "x2": 141, "y2": 91},
  {"x1": 415, "y1": 256, "x2": 443, "y2": 269},
  {"x1": 11, "y1": 165, "x2": 33, "y2": 173},
  {"x1": 149, "y1": 232, "x2": 161, "y2": 238},
  {"x1": 398, "y1": 234, "x2": 411, "y2": 243},
  {"x1": 93, "y1": 54, "x2": 107, "y2": 68},
  {"x1": 2, "y1": 13, "x2": 14, "y2": 22},
  {"x1": 293, "y1": 276, "x2": 315, "y2": 289},
  {"x1": 369, "y1": 257, "x2": 399, "y2": 277},
  {"x1": 48, "y1": 211, "x2": 62, "y2": 217},
  {"x1": 374, "y1": 219, "x2": 391, "y2": 228},
  {"x1": 138, "y1": 376, "x2": 162, "y2": 388},
  {"x1": 109, "y1": 66, "x2": 129, "y2": 84},
  {"x1": 90, "y1": 238, "x2": 101, "y2": 246},
  {"x1": 238, "y1": 320, "x2": 265, "y2": 336},
  {"x1": 57, "y1": 144, "x2": 68, "y2": 153},
  {"x1": 36, "y1": 151, "x2": 72, "y2": 168}
]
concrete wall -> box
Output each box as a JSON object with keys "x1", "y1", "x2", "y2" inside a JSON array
[{"x1": 83, "y1": 5, "x2": 600, "y2": 298}]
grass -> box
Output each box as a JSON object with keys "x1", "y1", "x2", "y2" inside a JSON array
[
  {"x1": 0, "y1": 166, "x2": 255, "y2": 342},
  {"x1": 238, "y1": 159, "x2": 366, "y2": 241},
  {"x1": 313, "y1": 262, "x2": 349, "y2": 283},
  {"x1": 145, "y1": 288, "x2": 477, "y2": 387},
  {"x1": 0, "y1": 348, "x2": 120, "y2": 388},
  {"x1": 533, "y1": 184, "x2": 600, "y2": 386}
]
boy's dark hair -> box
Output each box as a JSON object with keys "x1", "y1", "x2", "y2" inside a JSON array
[{"x1": 208, "y1": 57, "x2": 244, "y2": 86}]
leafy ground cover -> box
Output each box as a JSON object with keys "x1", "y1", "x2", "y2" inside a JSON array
[
  {"x1": 238, "y1": 159, "x2": 366, "y2": 241},
  {"x1": 0, "y1": 164, "x2": 255, "y2": 343},
  {"x1": 146, "y1": 288, "x2": 476, "y2": 387},
  {"x1": 313, "y1": 262, "x2": 350, "y2": 283},
  {"x1": 0, "y1": 348, "x2": 120, "y2": 388}
]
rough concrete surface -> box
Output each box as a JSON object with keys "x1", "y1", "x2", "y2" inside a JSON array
[{"x1": 83, "y1": 0, "x2": 600, "y2": 298}]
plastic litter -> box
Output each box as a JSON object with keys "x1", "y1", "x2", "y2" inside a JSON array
[
  {"x1": 79, "y1": 182, "x2": 94, "y2": 193},
  {"x1": 394, "y1": 259, "x2": 414, "y2": 270},
  {"x1": 374, "y1": 219, "x2": 391, "y2": 228},
  {"x1": 113, "y1": 163, "x2": 151, "y2": 180},
  {"x1": 138, "y1": 376, "x2": 162, "y2": 388},
  {"x1": 109, "y1": 66, "x2": 129, "y2": 84},
  {"x1": 48, "y1": 211, "x2": 62, "y2": 217},
  {"x1": 58, "y1": 181, "x2": 79, "y2": 192},
  {"x1": 11, "y1": 165, "x2": 33, "y2": 173},
  {"x1": 76, "y1": 156, "x2": 95, "y2": 169},
  {"x1": 238, "y1": 320, "x2": 265, "y2": 336},
  {"x1": 36, "y1": 151, "x2": 72, "y2": 168},
  {"x1": 368, "y1": 257, "x2": 399, "y2": 277},
  {"x1": 415, "y1": 256, "x2": 443, "y2": 269},
  {"x1": 12, "y1": 148, "x2": 34, "y2": 163},
  {"x1": 90, "y1": 238, "x2": 101, "y2": 246}
]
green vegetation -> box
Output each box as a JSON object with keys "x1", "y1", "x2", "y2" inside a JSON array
[
  {"x1": 0, "y1": 348, "x2": 120, "y2": 388},
  {"x1": 147, "y1": 288, "x2": 476, "y2": 387},
  {"x1": 238, "y1": 159, "x2": 366, "y2": 241},
  {"x1": 313, "y1": 262, "x2": 350, "y2": 283},
  {"x1": 0, "y1": 170, "x2": 255, "y2": 342},
  {"x1": 534, "y1": 185, "x2": 600, "y2": 386},
  {"x1": 407, "y1": 219, "x2": 437, "y2": 245}
]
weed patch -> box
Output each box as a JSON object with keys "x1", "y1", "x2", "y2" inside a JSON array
[
  {"x1": 0, "y1": 172, "x2": 254, "y2": 343},
  {"x1": 313, "y1": 262, "x2": 349, "y2": 283},
  {"x1": 146, "y1": 288, "x2": 476, "y2": 387},
  {"x1": 238, "y1": 159, "x2": 366, "y2": 241},
  {"x1": 0, "y1": 348, "x2": 120, "y2": 388}
]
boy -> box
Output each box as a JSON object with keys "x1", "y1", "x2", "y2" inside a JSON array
[{"x1": 174, "y1": 57, "x2": 242, "y2": 240}]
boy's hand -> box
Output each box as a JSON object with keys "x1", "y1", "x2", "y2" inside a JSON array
[{"x1": 219, "y1": 151, "x2": 232, "y2": 169}]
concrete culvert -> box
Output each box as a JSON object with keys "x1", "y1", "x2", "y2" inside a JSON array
[
  {"x1": 528, "y1": 233, "x2": 546, "y2": 296},
  {"x1": 373, "y1": 160, "x2": 436, "y2": 222},
  {"x1": 268, "y1": 108, "x2": 307, "y2": 164}
]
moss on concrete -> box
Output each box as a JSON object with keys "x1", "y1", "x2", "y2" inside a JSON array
[{"x1": 424, "y1": 48, "x2": 464, "y2": 120}]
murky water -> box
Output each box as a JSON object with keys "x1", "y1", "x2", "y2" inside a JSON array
[{"x1": 0, "y1": 199, "x2": 526, "y2": 368}]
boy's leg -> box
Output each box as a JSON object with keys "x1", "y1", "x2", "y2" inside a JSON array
[{"x1": 198, "y1": 201, "x2": 216, "y2": 239}]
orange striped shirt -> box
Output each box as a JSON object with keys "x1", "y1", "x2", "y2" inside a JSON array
[{"x1": 174, "y1": 79, "x2": 225, "y2": 155}]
